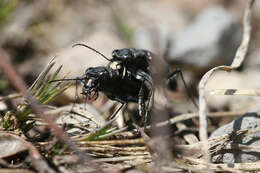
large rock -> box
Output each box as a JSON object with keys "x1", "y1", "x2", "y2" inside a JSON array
[
  {"x1": 210, "y1": 112, "x2": 260, "y2": 163},
  {"x1": 166, "y1": 6, "x2": 241, "y2": 70}
]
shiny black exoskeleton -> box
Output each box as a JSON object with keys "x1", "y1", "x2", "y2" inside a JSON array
[
  {"x1": 53, "y1": 44, "x2": 153, "y2": 126},
  {"x1": 81, "y1": 49, "x2": 153, "y2": 126},
  {"x1": 81, "y1": 65, "x2": 152, "y2": 104},
  {"x1": 111, "y1": 48, "x2": 152, "y2": 74}
]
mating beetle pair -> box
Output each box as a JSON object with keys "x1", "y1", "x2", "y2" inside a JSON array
[{"x1": 54, "y1": 44, "x2": 154, "y2": 127}]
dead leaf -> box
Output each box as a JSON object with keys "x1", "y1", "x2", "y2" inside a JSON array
[{"x1": 0, "y1": 133, "x2": 28, "y2": 159}]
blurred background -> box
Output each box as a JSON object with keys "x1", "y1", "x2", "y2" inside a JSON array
[{"x1": 1, "y1": 0, "x2": 260, "y2": 114}]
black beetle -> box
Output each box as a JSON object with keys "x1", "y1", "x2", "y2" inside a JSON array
[{"x1": 53, "y1": 44, "x2": 153, "y2": 126}]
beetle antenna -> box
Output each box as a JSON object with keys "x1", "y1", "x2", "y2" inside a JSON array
[
  {"x1": 51, "y1": 78, "x2": 82, "y2": 83},
  {"x1": 73, "y1": 43, "x2": 112, "y2": 62}
]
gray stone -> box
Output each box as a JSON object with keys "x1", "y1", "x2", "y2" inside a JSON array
[
  {"x1": 56, "y1": 104, "x2": 105, "y2": 135},
  {"x1": 133, "y1": 24, "x2": 170, "y2": 54},
  {"x1": 167, "y1": 6, "x2": 241, "y2": 69},
  {"x1": 210, "y1": 112, "x2": 260, "y2": 163},
  {"x1": 132, "y1": 1, "x2": 187, "y2": 54}
]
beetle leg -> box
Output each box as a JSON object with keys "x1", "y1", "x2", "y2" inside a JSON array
[
  {"x1": 138, "y1": 80, "x2": 154, "y2": 129},
  {"x1": 109, "y1": 102, "x2": 125, "y2": 121},
  {"x1": 134, "y1": 70, "x2": 153, "y2": 127},
  {"x1": 70, "y1": 77, "x2": 81, "y2": 112},
  {"x1": 138, "y1": 80, "x2": 146, "y2": 125},
  {"x1": 106, "y1": 63, "x2": 114, "y2": 78},
  {"x1": 94, "y1": 91, "x2": 99, "y2": 100},
  {"x1": 167, "y1": 69, "x2": 198, "y2": 109},
  {"x1": 143, "y1": 87, "x2": 153, "y2": 129},
  {"x1": 122, "y1": 67, "x2": 126, "y2": 79}
]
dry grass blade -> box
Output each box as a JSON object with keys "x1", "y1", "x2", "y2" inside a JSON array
[
  {"x1": 210, "y1": 88, "x2": 260, "y2": 96},
  {"x1": 92, "y1": 155, "x2": 152, "y2": 162},
  {"x1": 28, "y1": 56, "x2": 56, "y2": 92},
  {"x1": 76, "y1": 138, "x2": 145, "y2": 145},
  {"x1": 231, "y1": 0, "x2": 254, "y2": 68},
  {"x1": 146, "y1": 110, "x2": 246, "y2": 129}
]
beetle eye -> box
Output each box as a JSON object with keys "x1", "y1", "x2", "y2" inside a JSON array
[
  {"x1": 112, "y1": 50, "x2": 119, "y2": 57},
  {"x1": 85, "y1": 68, "x2": 92, "y2": 73}
]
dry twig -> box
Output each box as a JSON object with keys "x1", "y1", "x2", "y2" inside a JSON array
[
  {"x1": 146, "y1": 110, "x2": 246, "y2": 129},
  {"x1": 0, "y1": 93, "x2": 23, "y2": 101}
]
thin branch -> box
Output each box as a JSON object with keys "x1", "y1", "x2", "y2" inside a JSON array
[
  {"x1": 0, "y1": 93, "x2": 23, "y2": 101},
  {"x1": 77, "y1": 138, "x2": 145, "y2": 146},
  {"x1": 0, "y1": 49, "x2": 27, "y2": 92},
  {"x1": 231, "y1": 0, "x2": 254, "y2": 68},
  {"x1": 145, "y1": 110, "x2": 246, "y2": 129},
  {"x1": 92, "y1": 155, "x2": 152, "y2": 162}
]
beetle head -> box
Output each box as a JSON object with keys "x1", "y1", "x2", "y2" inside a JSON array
[{"x1": 81, "y1": 67, "x2": 108, "y2": 99}]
